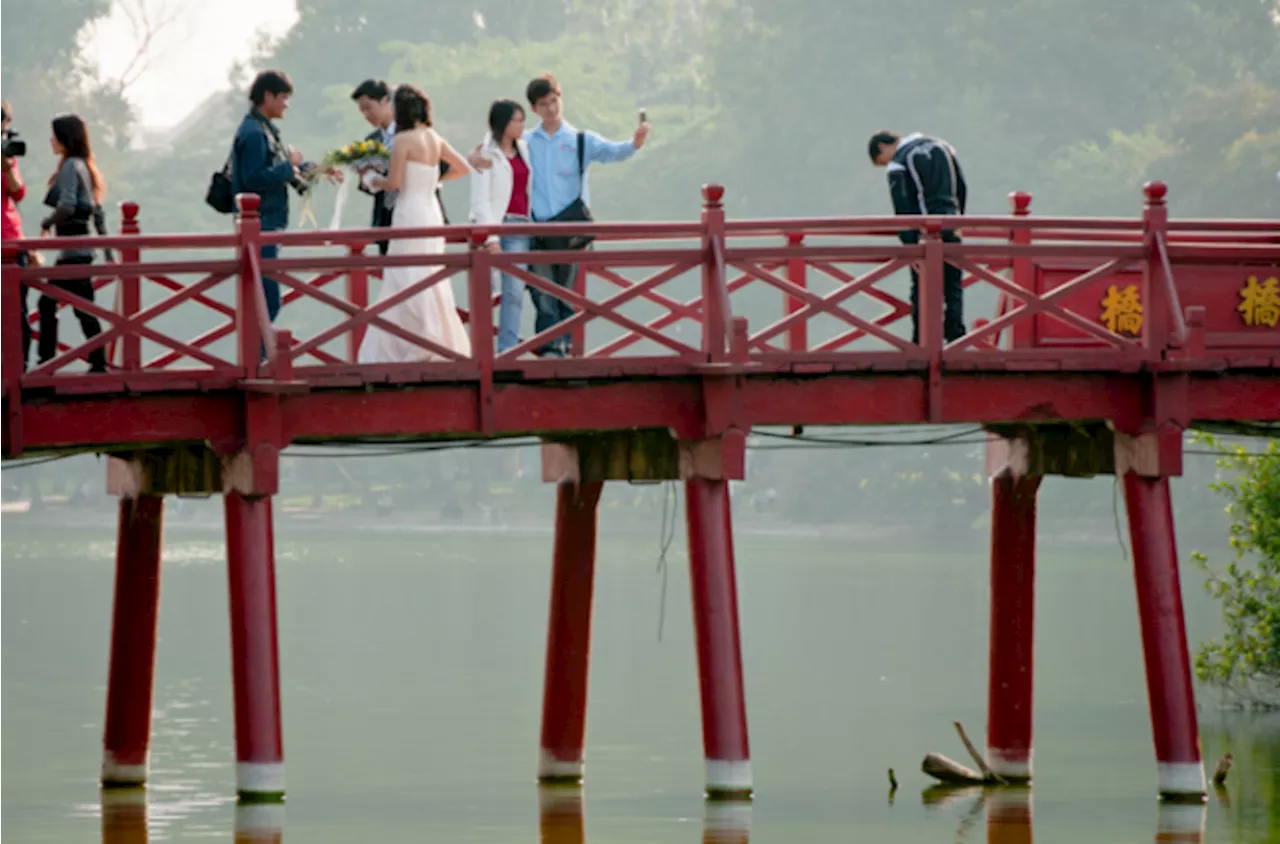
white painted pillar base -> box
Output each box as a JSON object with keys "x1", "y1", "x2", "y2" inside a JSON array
[
  {"x1": 985, "y1": 747, "x2": 1033, "y2": 781},
  {"x1": 236, "y1": 762, "x2": 286, "y2": 800},
  {"x1": 100, "y1": 751, "x2": 148, "y2": 787},
  {"x1": 537, "y1": 750, "x2": 584, "y2": 783},
  {"x1": 705, "y1": 759, "x2": 753, "y2": 799},
  {"x1": 1157, "y1": 761, "x2": 1206, "y2": 800}
]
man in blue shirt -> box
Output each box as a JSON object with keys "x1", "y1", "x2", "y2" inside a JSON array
[
  {"x1": 231, "y1": 70, "x2": 310, "y2": 324},
  {"x1": 473, "y1": 73, "x2": 650, "y2": 357}
]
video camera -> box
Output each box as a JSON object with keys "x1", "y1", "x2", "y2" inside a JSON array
[
  {"x1": 2, "y1": 130, "x2": 25, "y2": 159},
  {"x1": 0, "y1": 105, "x2": 24, "y2": 158}
]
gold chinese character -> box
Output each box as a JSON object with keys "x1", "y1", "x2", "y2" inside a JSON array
[
  {"x1": 1100, "y1": 284, "x2": 1143, "y2": 336},
  {"x1": 1238, "y1": 275, "x2": 1280, "y2": 328}
]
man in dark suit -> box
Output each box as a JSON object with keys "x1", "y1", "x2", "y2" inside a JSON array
[
  {"x1": 351, "y1": 79, "x2": 451, "y2": 255},
  {"x1": 351, "y1": 80, "x2": 396, "y2": 255}
]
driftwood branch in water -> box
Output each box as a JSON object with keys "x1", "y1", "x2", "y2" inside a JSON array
[
  {"x1": 919, "y1": 721, "x2": 1007, "y2": 785},
  {"x1": 1212, "y1": 753, "x2": 1233, "y2": 786},
  {"x1": 921, "y1": 752, "x2": 986, "y2": 785}
]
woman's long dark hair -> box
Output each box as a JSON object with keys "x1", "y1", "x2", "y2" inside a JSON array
[
  {"x1": 488, "y1": 99, "x2": 524, "y2": 146},
  {"x1": 393, "y1": 85, "x2": 432, "y2": 130},
  {"x1": 49, "y1": 114, "x2": 105, "y2": 203}
]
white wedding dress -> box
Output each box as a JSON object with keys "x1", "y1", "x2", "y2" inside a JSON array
[{"x1": 358, "y1": 160, "x2": 471, "y2": 363}]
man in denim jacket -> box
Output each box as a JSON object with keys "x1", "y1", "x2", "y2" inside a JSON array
[{"x1": 231, "y1": 70, "x2": 309, "y2": 323}]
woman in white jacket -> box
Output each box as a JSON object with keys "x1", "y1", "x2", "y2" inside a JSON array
[{"x1": 469, "y1": 99, "x2": 532, "y2": 353}]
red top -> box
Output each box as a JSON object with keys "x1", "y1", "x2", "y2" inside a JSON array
[
  {"x1": 506, "y1": 153, "x2": 530, "y2": 217},
  {"x1": 2, "y1": 160, "x2": 25, "y2": 242}
]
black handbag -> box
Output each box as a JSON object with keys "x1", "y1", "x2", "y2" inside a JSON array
[
  {"x1": 206, "y1": 157, "x2": 235, "y2": 214},
  {"x1": 535, "y1": 132, "x2": 594, "y2": 252}
]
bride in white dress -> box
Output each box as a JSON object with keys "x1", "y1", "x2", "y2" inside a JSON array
[{"x1": 358, "y1": 84, "x2": 473, "y2": 363}]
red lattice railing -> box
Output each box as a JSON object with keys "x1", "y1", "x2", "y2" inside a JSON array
[{"x1": 4, "y1": 182, "x2": 1277, "y2": 404}]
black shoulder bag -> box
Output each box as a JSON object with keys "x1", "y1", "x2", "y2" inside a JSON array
[
  {"x1": 536, "y1": 132, "x2": 594, "y2": 252},
  {"x1": 207, "y1": 117, "x2": 278, "y2": 215},
  {"x1": 205, "y1": 152, "x2": 235, "y2": 214}
]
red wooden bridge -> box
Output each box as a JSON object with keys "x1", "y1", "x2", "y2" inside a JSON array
[{"x1": 4, "y1": 182, "x2": 1278, "y2": 804}]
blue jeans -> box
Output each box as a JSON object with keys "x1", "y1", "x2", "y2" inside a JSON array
[
  {"x1": 260, "y1": 242, "x2": 281, "y2": 322},
  {"x1": 496, "y1": 214, "x2": 530, "y2": 353},
  {"x1": 528, "y1": 260, "x2": 576, "y2": 357}
]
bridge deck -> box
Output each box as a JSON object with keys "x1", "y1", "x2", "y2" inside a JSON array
[{"x1": 4, "y1": 183, "x2": 1278, "y2": 457}]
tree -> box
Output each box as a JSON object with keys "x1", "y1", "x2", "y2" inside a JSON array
[{"x1": 1191, "y1": 434, "x2": 1280, "y2": 710}]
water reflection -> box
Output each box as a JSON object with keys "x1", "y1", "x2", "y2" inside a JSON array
[
  {"x1": 538, "y1": 786, "x2": 584, "y2": 844},
  {"x1": 92, "y1": 782, "x2": 1224, "y2": 844},
  {"x1": 702, "y1": 802, "x2": 752, "y2": 844},
  {"x1": 100, "y1": 789, "x2": 148, "y2": 844},
  {"x1": 234, "y1": 804, "x2": 285, "y2": 844},
  {"x1": 1155, "y1": 803, "x2": 1206, "y2": 844}
]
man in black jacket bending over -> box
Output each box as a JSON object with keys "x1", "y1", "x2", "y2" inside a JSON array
[{"x1": 869, "y1": 131, "x2": 967, "y2": 343}]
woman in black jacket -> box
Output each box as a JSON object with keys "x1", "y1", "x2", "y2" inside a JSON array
[{"x1": 39, "y1": 114, "x2": 110, "y2": 372}]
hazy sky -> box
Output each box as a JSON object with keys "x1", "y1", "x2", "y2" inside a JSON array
[{"x1": 85, "y1": 0, "x2": 299, "y2": 127}]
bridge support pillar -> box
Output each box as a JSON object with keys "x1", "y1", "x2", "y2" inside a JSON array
[
  {"x1": 224, "y1": 492, "x2": 285, "y2": 801},
  {"x1": 537, "y1": 480, "x2": 603, "y2": 784},
  {"x1": 986, "y1": 470, "x2": 1040, "y2": 782},
  {"x1": 685, "y1": 477, "x2": 752, "y2": 800},
  {"x1": 102, "y1": 494, "x2": 165, "y2": 787},
  {"x1": 1122, "y1": 472, "x2": 1205, "y2": 801}
]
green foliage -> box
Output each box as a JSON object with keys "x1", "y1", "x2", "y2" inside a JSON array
[{"x1": 1190, "y1": 434, "x2": 1280, "y2": 709}]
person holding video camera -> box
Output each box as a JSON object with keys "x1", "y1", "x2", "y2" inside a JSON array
[
  {"x1": 2, "y1": 100, "x2": 31, "y2": 366},
  {"x1": 38, "y1": 114, "x2": 111, "y2": 373},
  {"x1": 231, "y1": 70, "x2": 323, "y2": 324}
]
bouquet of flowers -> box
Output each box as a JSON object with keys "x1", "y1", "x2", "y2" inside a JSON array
[{"x1": 319, "y1": 139, "x2": 390, "y2": 178}]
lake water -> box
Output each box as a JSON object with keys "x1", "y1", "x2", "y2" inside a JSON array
[{"x1": 2, "y1": 511, "x2": 1277, "y2": 843}]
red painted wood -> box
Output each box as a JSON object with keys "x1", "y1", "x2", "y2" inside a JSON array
[
  {"x1": 102, "y1": 494, "x2": 164, "y2": 784},
  {"x1": 224, "y1": 493, "x2": 285, "y2": 782},
  {"x1": 685, "y1": 478, "x2": 751, "y2": 792},
  {"x1": 538, "y1": 481, "x2": 603, "y2": 781},
  {"x1": 1122, "y1": 474, "x2": 1203, "y2": 774},
  {"x1": 5, "y1": 189, "x2": 1279, "y2": 460},
  {"x1": 986, "y1": 472, "x2": 1040, "y2": 781}
]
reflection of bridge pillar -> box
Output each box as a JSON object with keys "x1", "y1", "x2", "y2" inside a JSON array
[
  {"x1": 1116, "y1": 429, "x2": 1205, "y2": 801},
  {"x1": 234, "y1": 803, "x2": 286, "y2": 844},
  {"x1": 538, "y1": 481, "x2": 603, "y2": 784},
  {"x1": 225, "y1": 492, "x2": 286, "y2": 801},
  {"x1": 703, "y1": 802, "x2": 752, "y2": 844},
  {"x1": 100, "y1": 788, "x2": 148, "y2": 844},
  {"x1": 102, "y1": 494, "x2": 164, "y2": 787},
  {"x1": 686, "y1": 477, "x2": 752, "y2": 800},
  {"x1": 985, "y1": 787, "x2": 1033, "y2": 844},
  {"x1": 1154, "y1": 803, "x2": 1205, "y2": 843},
  {"x1": 537, "y1": 785, "x2": 585, "y2": 844},
  {"x1": 985, "y1": 449, "x2": 1041, "y2": 782}
]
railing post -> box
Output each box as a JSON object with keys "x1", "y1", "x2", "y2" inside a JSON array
[
  {"x1": 1142, "y1": 182, "x2": 1170, "y2": 357},
  {"x1": 919, "y1": 222, "x2": 945, "y2": 353},
  {"x1": 701, "y1": 185, "x2": 729, "y2": 362},
  {"x1": 1008, "y1": 192, "x2": 1033, "y2": 350},
  {"x1": 346, "y1": 243, "x2": 368, "y2": 362},
  {"x1": 235, "y1": 194, "x2": 265, "y2": 375},
  {"x1": 571, "y1": 265, "x2": 587, "y2": 357},
  {"x1": 118, "y1": 201, "x2": 141, "y2": 371},
  {"x1": 784, "y1": 232, "x2": 806, "y2": 353},
  {"x1": 3, "y1": 245, "x2": 24, "y2": 456},
  {"x1": 468, "y1": 230, "x2": 495, "y2": 434}
]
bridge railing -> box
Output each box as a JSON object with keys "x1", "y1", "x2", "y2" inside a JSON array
[{"x1": 4, "y1": 182, "x2": 1277, "y2": 397}]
